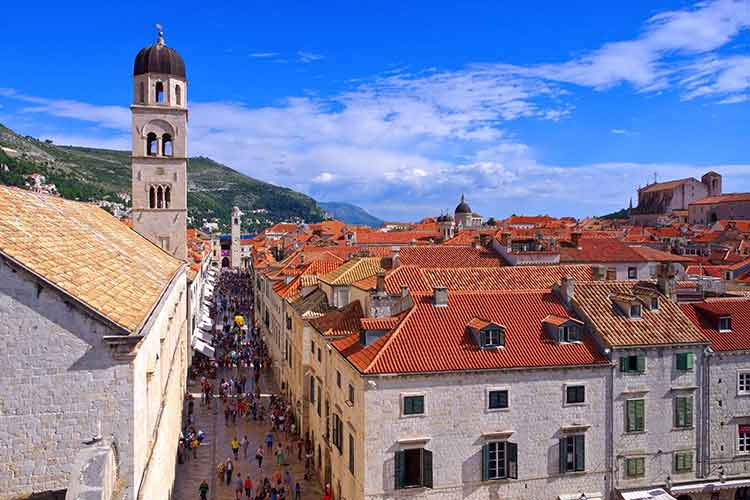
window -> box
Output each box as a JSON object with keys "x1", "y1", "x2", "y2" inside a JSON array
[
  {"x1": 348, "y1": 384, "x2": 354, "y2": 405},
  {"x1": 482, "y1": 441, "x2": 518, "y2": 480},
  {"x1": 146, "y1": 132, "x2": 158, "y2": 156},
  {"x1": 156, "y1": 186, "x2": 164, "y2": 208},
  {"x1": 488, "y1": 390, "x2": 509, "y2": 410},
  {"x1": 626, "y1": 399, "x2": 645, "y2": 432},
  {"x1": 164, "y1": 186, "x2": 171, "y2": 208},
  {"x1": 155, "y1": 81, "x2": 164, "y2": 103},
  {"x1": 738, "y1": 372, "x2": 750, "y2": 394},
  {"x1": 286, "y1": 316, "x2": 292, "y2": 330},
  {"x1": 566, "y1": 385, "x2": 585, "y2": 405},
  {"x1": 139, "y1": 82, "x2": 145, "y2": 103},
  {"x1": 148, "y1": 186, "x2": 156, "y2": 208},
  {"x1": 336, "y1": 371, "x2": 341, "y2": 388},
  {"x1": 559, "y1": 435, "x2": 585, "y2": 473},
  {"x1": 316, "y1": 385, "x2": 321, "y2": 416},
  {"x1": 675, "y1": 352, "x2": 694, "y2": 371},
  {"x1": 739, "y1": 425, "x2": 750, "y2": 454},
  {"x1": 675, "y1": 452, "x2": 693, "y2": 472},
  {"x1": 720, "y1": 316, "x2": 732, "y2": 332},
  {"x1": 332, "y1": 414, "x2": 343, "y2": 453},
  {"x1": 311, "y1": 340, "x2": 315, "y2": 355},
  {"x1": 403, "y1": 395, "x2": 425, "y2": 416},
  {"x1": 348, "y1": 434, "x2": 355, "y2": 475},
  {"x1": 674, "y1": 396, "x2": 693, "y2": 429},
  {"x1": 317, "y1": 347, "x2": 321, "y2": 362},
  {"x1": 394, "y1": 448, "x2": 433, "y2": 489},
  {"x1": 480, "y1": 328, "x2": 504, "y2": 348},
  {"x1": 650, "y1": 296, "x2": 659, "y2": 310},
  {"x1": 625, "y1": 457, "x2": 645, "y2": 477},
  {"x1": 628, "y1": 267, "x2": 637, "y2": 279},
  {"x1": 620, "y1": 355, "x2": 646, "y2": 373},
  {"x1": 560, "y1": 325, "x2": 581, "y2": 343},
  {"x1": 175, "y1": 84, "x2": 182, "y2": 106},
  {"x1": 629, "y1": 304, "x2": 642, "y2": 318},
  {"x1": 162, "y1": 134, "x2": 173, "y2": 156}
]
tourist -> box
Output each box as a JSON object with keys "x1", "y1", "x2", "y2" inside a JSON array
[
  {"x1": 231, "y1": 436, "x2": 240, "y2": 459},
  {"x1": 242, "y1": 435, "x2": 250, "y2": 458},
  {"x1": 294, "y1": 482, "x2": 300, "y2": 500},
  {"x1": 283, "y1": 470, "x2": 291, "y2": 491},
  {"x1": 236, "y1": 473, "x2": 244, "y2": 500},
  {"x1": 275, "y1": 445, "x2": 284, "y2": 466},
  {"x1": 255, "y1": 446, "x2": 264, "y2": 468},
  {"x1": 266, "y1": 432, "x2": 273, "y2": 451},
  {"x1": 244, "y1": 475, "x2": 253, "y2": 499},
  {"x1": 191, "y1": 436, "x2": 200, "y2": 459},
  {"x1": 226, "y1": 457, "x2": 234, "y2": 485},
  {"x1": 199, "y1": 479, "x2": 209, "y2": 500}
]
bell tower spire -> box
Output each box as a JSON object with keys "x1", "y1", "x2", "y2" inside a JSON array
[{"x1": 130, "y1": 31, "x2": 188, "y2": 260}]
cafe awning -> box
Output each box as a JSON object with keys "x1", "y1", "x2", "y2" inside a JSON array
[
  {"x1": 192, "y1": 329, "x2": 212, "y2": 345},
  {"x1": 670, "y1": 477, "x2": 750, "y2": 494},
  {"x1": 619, "y1": 488, "x2": 675, "y2": 500},
  {"x1": 192, "y1": 339, "x2": 215, "y2": 359}
]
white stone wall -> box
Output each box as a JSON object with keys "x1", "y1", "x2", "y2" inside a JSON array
[
  {"x1": 363, "y1": 367, "x2": 609, "y2": 500},
  {"x1": 0, "y1": 259, "x2": 134, "y2": 499},
  {"x1": 611, "y1": 346, "x2": 703, "y2": 490}
]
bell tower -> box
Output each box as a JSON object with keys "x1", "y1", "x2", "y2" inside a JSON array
[
  {"x1": 230, "y1": 206, "x2": 242, "y2": 268},
  {"x1": 131, "y1": 29, "x2": 188, "y2": 261}
]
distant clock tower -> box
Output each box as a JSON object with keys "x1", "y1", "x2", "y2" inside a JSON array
[{"x1": 130, "y1": 30, "x2": 188, "y2": 261}]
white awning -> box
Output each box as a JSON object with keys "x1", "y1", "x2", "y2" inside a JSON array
[
  {"x1": 192, "y1": 339, "x2": 215, "y2": 359},
  {"x1": 559, "y1": 493, "x2": 604, "y2": 500},
  {"x1": 619, "y1": 488, "x2": 675, "y2": 500},
  {"x1": 192, "y1": 330, "x2": 212, "y2": 345},
  {"x1": 670, "y1": 477, "x2": 750, "y2": 494}
]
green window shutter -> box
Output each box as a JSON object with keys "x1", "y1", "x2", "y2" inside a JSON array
[
  {"x1": 685, "y1": 396, "x2": 693, "y2": 427},
  {"x1": 498, "y1": 328, "x2": 505, "y2": 346},
  {"x1": 620, "y1": 357, "x2": 628, "y2": 372},
  {"x1": 636, "y1": 355, "x2": 646, "y2": 373},
  {"x1": 635, "y1": 400, "x2": 644, "y2": 431},
  {"x1": 574, "y1": 435, "x2": 585, "y2": 471},
  {"x1": 507, "y1": 442, "x2": 518, "y2": 479},
  {"x1": 422, "y1": 449, "x2": 433, "y2": 488},
  {"x1": 559, "y1": 438, "x2": 567, "y2": 473},
  {"x1": 686, "y1": 353, "x2": 694, "y2": 370},
  {"x1": 481, "y1": 444, "x2": 488, "y2": 481},
  {"x1": 395, "y1": 451, "x2": 405, "y2": 489},
  {"x1": 676, "y1": 353, "x2": 686, "y2": 371}
]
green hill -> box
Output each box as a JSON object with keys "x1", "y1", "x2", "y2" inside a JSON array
[{"x1": 0, "y1": 123, "x2": 325, "y2": 231}]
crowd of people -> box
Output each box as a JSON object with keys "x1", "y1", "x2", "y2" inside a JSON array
[{"x1": 179, "y1": 268, "x2": 322, "y2": 500}]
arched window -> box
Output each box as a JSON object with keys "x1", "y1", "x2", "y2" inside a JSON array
[
  {"x1": 149, "y1": 186, "x2": 156, "y2": 208},
  {"x1": 146, "y1": 133, "x2": 158, "y2": 156},
  {"x1": 175, "y1": 85, "x2": 182, "y2": 106},
  {"x1": 164, "y1": 186, "x2": 171, "y2": 208},
  {"x1": 139, "y1": 82, "x2": 145, "y2": 103},
  {"x1": 156, "y1": 186, "x2": 164, "y2": 208},
  {"x1": 155, "y1": 82, "x2": 164, "y2": 104},
  {"x1": 162, "y1": 134, "x2": 173, "y2": 157}
]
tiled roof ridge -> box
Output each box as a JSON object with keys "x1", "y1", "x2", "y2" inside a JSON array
[
  {"x1": 360, "y1": 305, "x2": 419, "y2": 373},
  {"x1": 410, "y1": 288, "x2": 549, "y2": 296}
]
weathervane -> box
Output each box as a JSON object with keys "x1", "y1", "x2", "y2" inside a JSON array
[{"x1": 155, "y1": 23, "x2": 165, "y2": 45}]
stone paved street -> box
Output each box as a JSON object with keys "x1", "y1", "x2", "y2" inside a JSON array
[{"x1": 173, "y1": 369, "x2": 324, "y2": 500}]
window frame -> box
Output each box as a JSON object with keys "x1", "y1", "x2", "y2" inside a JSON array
[
  {"x1": 487, "y1": 388, "x2": 509, "y2": 411},
  {"x1": 483, "y1": 441, "x2": 518, "y2": 481},
  {"x1": 674, "y1": 451, "x2": 693, "y2": 473},
  {"x1": 402, "y1": 394, "x2": 426, "y2": 417},
  {"x1": 394, "y1": 448, "x2": 433, "y2": 489},
  {"x1": 674, "y1": 395, "x2": 694, "y2": 429},
  {"x1": 347, "y1": 384, "x2": 355, "y2": 405},
  {"x1": 628, "y1": 267, "x2": 638, "y2": 279},
  {"x1": 739, "y1": 425, "x2": 750, "y2": 455},
  {"x1": 738, "y1": 371, "x2": 750, "y2": 395},
  {"x1": 675, "y1": 352, "x2": 695, "y2": 371},
  {"x1": 348, "y1": 433, "x2": 355, "y2": 475},
  {"x1": 565, "y1": 385, "x2": 586, "y2": 406},
  {"x1": 620, "y1": 355, "x2": 646, "y2": 374},
  {"x1": 480, "y1": 327, "x2": 505, "y2": 348},
  {"x1": 625, "y1": 457, "x2": 645, "y2": 478},
  {"x1": 629, "y1": 304, "x2": 642, "y2": 318},
  {"x1": 559, "y1": 434, "x2": 585, "y2": 473},
  {"x1": 625, "y1": 399, "x2": 645, "y2": 433},
  {"x1": 720, "y1": 316, "x2": 733, "y2": 332}
]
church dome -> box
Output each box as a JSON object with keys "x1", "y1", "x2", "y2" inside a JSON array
[
  {"x1": 134, "y1": 32, "x2": 186, "y2": 78},
  {"x1": 437, "y1": 214, "x2": 454, "y2": 223},
  {"x1": 454, "y1": 195, "x2": 472, "y2": 215}
]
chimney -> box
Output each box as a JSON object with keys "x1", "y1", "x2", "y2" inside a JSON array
[
  {"x1": 376, "y1": 271, "x2": 386, "y2": 293},
  {"x1": 479, "y1": 233, "x2": 492, "y2": 247},
  {"x1": 560, "y1": 276, "x2": 575, "y2": 307},
  {"x1": 657, "y1": 262, "x2": 677, "y2": 302},
  {"x1": 500, "y1": 232, "x2": 512, "y2": 247},
  {"x1": 392, "y1": 248, "x2": 401, "y2": 268},
  {"x1": 571, "y1": 231, "x2": 582, "y2": 249},
  {"x1": 433, "y1": 286, "x2": 448, "y2": 307},
  {"x1": 400, "y1": 285, "x2": 409, "y2": 298}
]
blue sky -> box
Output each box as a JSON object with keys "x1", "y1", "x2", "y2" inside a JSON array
[{"x1": 1, "y1": 0, "x2": 750, "y2": 221}]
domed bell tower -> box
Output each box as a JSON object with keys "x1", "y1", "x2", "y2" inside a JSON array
[{"x1": 131, "y1": 30, "x2": 188, "y2": 260}]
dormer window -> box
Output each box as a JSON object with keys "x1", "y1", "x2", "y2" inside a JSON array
[
  {"x1": 720, "y1": 316, "x2": 732, "y2": 332},
  {"x1": 559, "y1": 325, "x2": 581, "y2": 343},
  {"x1": 650, "y1": 296, "x2": 659, "y2": 311},
  {"x1": 629, "y1": 304, "x2": 642, "y2": 319},
  {"x1": 481, "y1": 328, "x2": 504, "y2": 348}
]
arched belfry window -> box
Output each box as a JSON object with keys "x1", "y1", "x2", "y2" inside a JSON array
[
  {"x1": 175, "y1": 85, "x2": 182, "y2": 106},
  {"x1": 156, "y1": 186, "x2": 164, "y2": 208},
  {"x1": 139, "y1": 82, "x2": 145, "y2": 103},
  {"x1": 146, "y1": 133, "x2": 158, "y2": 156},
  {"x1": 164, "y1": 186, "x2": 171, "y2": 208},
  {"x1": 162, "y1": 134, "x2": 173, "y2": 157},
  {"x1": 155, "y1": 82, "x2": 164, "y2": 104},
  {"x1": 149, "y1": 186, "x2": 156, "y2": 208}
]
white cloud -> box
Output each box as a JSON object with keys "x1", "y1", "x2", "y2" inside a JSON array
[
  {"x1": 610, "y1": 128, "x2": 638, "y2": 135},
  {"x1": 250, "y1": 52, "x2": 280, "y2": 58},
  {"x1": 312, "y1": 172, "x2": 335, "y2": 183},
  {"x1": 297, "y1": 51, "x2": 324, "y2": 63}
]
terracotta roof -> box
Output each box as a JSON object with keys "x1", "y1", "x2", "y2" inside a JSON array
[
  {"x1": 334, "y1": 290, "x2": 608, "y2": 374},
  {"x1": 444, "y1": 229, "x2": 498, "y2": 246},
  {"x1": 309, "y1": 300, "x2": 364, "y2": 337},
  {"x1": 572, "y1": 281, "x2": 707, "y2": 347},
  {"x1": 397, "y1": 245, "x2": 504, "y2": 268},
  {"x1": 560, "y1": 238, "x2": 649, "y2": 263},
  {"x1": 360, "y1": 315, "x2": 404, "y2": 331},
  {"x1": 628, "y1": 246, "x2": 695, "y2": 264},
  {"x1": 690, "y1": 193, "x2": 750, "y2": 205},
  {"x1": 640, "y1": 178, "x2": 693, "y2": 193},
  {"x1": 355, "y1": 230, "x2": 441, "y2": 245},
  {"x1": 291, "y1": 288, "x2": 329, "y2": 317},
  {"x1": 0, "y1": 185, "x2": 182, "y2": 333},
  {"x1": 319, "y1": 257, "x2": 384, "y2": 286},
  {"x1": 680, "y1": 298, "x2": 750, "y2": 351}
]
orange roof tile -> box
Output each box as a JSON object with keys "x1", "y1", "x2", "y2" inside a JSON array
[
  {"x1": 398, "y1": 245, "x2": 504, "y2": 268},
  {"x1": 309, "y1": 300, "x2": 364, "y2": 337},
  {"x1": 690, "y1": 193, "x2": 750, "y2": 205},
  {"x1": 680, "y1": 298, "x2": 750, "y2": 351},
  {"x1": 560, "y1": 238, "x2": 648, "y2": 263}
]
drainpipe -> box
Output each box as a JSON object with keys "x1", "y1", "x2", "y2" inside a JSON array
[{"x1": 700, "y1": 347, "x2": 712, "y2": 478}]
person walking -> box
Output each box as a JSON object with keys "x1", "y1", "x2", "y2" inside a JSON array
[
  {"x1": 226, "y1": 457, "x2": 234, "y2": 485},
  {"x1": 231, "y1": 436, "x2": 240, "y2": 459},
  {"x1": 275, "y1": 445, "x2": 284, "y2": 467},
  {"x1": 199, "y1": 479, "x2": 209, "y2": 500},
  {"x1": 294, "y1": 482, "x2": 301, "y2": 500},
  {"x1": 266, "y1": 432, "x2": 273, "y2": 452},
  {"x1": 235, "y1": 473, "x2": 244, "y2": 500},
  {"x1": 255, "y1": 446, "x2": 264, "y2": 468},
  {"x1": 244, "y1": 476, "x2": 253, "y2": 499},
  {"x1": 242, "y1": 435, "x2": 250, "y2": 459}
]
